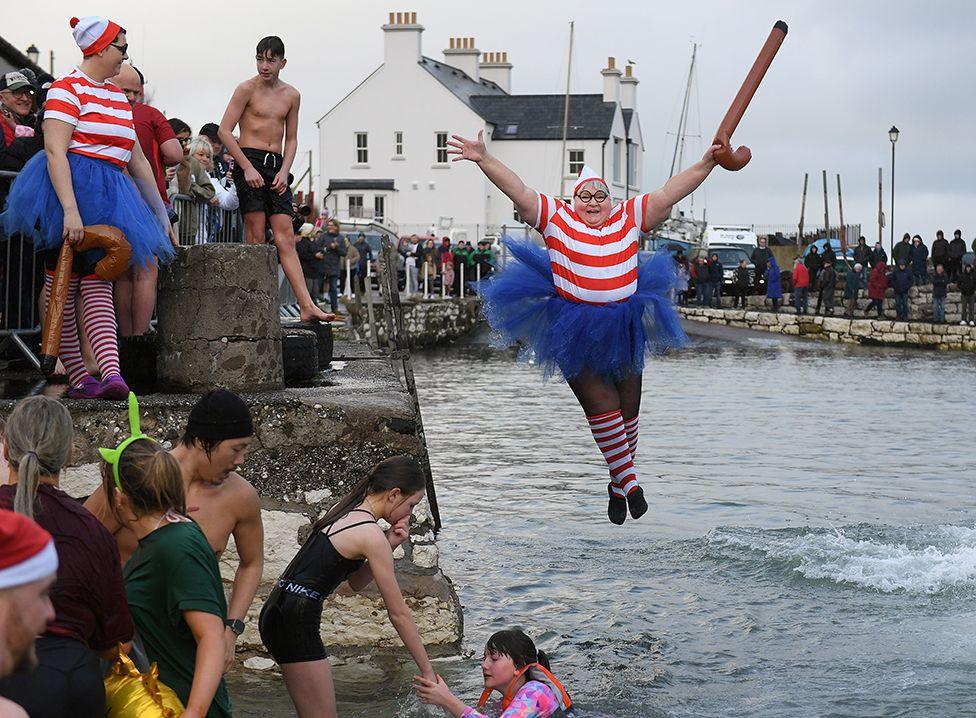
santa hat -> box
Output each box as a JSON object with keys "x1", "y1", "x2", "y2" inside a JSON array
[
  {"x1": 0, "y1": 509, "x2": 58, "y2": 590},
  {"x1": 69, "y1": 16, "x2": 123, "y2": 57},
  {"x1": 573, "y1": 165, "x2": 608, "y2": 196}
]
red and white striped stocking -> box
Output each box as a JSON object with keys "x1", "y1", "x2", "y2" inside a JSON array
[
  {"x1": 79, "y1": 275, "x2": 121, "y2": 380},
  {"x1": 43, "y1": 271, "x2": 88, "y2": 386},
  {"x1": 587, "y1": 410, "x2": 638, "y2": 498}
]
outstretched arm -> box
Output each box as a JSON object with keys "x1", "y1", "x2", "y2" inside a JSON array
[
  {"x1": 644, "y1": 142, "x2": 721, "y2": 230},
  {"x1": 448, "y1": 130, "x2": 538, "y2": 227}
]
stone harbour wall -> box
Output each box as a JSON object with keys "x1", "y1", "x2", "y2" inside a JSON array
[
  {"x1": 680, "y1": 306, "x2": 976, "y2": 351},
  {"x1": 0, "y1": 340, "x2": 463, "y2": 661},
  {"x1": 352, "y1": 296, "x2": 484, "y2": 348}
]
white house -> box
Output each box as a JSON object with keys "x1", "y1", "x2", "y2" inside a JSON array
[{"x1": 316, "y1": 11, "x2": 644, "y2": 239}]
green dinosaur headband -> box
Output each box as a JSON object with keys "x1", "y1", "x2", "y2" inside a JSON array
[{"x1": 98, "y1": 392, "x2": 152, "y2": 493}]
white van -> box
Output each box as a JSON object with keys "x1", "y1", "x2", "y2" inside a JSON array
[{"x1": 703, "y1": 225, "x2": 758, "y2": 251}]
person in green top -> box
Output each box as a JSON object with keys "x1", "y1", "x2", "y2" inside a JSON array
[{"x1": 99, "y1": 398, "x2": 230, "y2": 718}]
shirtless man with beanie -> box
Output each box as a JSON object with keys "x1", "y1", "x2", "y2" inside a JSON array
[
  {"x1": 86, "y1": 389, "x2": 264, "y2": 671},
  {"x1": 217, "y1": 35, "x2": 331, "y2": 323}
]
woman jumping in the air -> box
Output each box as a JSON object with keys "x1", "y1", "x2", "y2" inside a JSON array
[{"x1": 450, "y1": 131, "x2": 719, "y2": 524}]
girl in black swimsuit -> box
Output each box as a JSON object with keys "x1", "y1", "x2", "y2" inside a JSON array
[{"x1": 259, "y1": 456, "x2": 437, "y2": 717}]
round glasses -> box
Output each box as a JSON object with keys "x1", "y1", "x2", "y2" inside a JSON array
[{"x1": 575, "y1": 191, "x2": 608, "y2": 203}]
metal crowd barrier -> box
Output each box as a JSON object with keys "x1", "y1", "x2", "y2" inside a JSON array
[
  {"x1": 170, "y1": 194, "x2": 245, "y2": 245},
  {"x1": 0, "y1": 170, "x2": 42, "y2": 367}
]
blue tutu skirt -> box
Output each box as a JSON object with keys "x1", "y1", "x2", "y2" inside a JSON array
[
  {"x1": 480, "y1": 240, "x2": 687, "y2": 382},
  {"x1": 0, "y1": 152, "x2": 174, "y2": 269}
]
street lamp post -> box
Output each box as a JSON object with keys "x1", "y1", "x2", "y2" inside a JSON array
[
  {"x1": 889, "y1": 126, "x2": 899, "y2": 257},
  {"x1": 25, "y1": 44, "x2": 39, "y2": 66}
]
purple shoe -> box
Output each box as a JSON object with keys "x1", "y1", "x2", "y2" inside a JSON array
[
  {"x1": 65, "y1": 377, "x2": 102, "y2": 399},
  {"x1": 96, "y1": 375, "x2": 130, "y2": 400}
]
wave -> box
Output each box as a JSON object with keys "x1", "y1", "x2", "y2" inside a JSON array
[{"x1": 707, "y1": 524, "x2": 976, "y2": 594}]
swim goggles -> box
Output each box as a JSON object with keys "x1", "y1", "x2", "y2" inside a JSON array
[{"x1": 98, "y1": 392, "x2": 152, "y2": 493}]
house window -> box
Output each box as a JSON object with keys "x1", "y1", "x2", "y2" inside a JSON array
[
  {"x1": 374, "y1": 195, "x2": 385, "y2": 220},
  {"x1": 348, "y1": 195, "x2": 363, "y2": 217},
  {"x1": 568, "y1": 150, "x2": 584, "y2": 176},
  {"x1": 394, "y1": 131, "x2": 403, "y2": 157},
  {"x1": 355, "y1": 132, "x2": 368, "y2": 164},
  {"x1": 627, "y1": 143, "x2": 639, "y2": 186},
  {"x1": 435, "y1": 132, "x2": 449, "y2": 164},
  {"x1": 612, "y1": 139, "x2": 622, "y2": 183}
]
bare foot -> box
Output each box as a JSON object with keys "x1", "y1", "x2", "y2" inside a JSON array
[{"x1": 300, "y1": 304, "x2": 335, "y2": 323}]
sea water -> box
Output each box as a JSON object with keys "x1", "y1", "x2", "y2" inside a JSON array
[{"x1": 229, "y1": 325, "x2": 976, "y2": 717}]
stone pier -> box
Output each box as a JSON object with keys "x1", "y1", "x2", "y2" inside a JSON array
[
  {"x1": 680, "y1": 306, "x2": 976, "y2": 351},
  {"x1": 0, "y1": 339, "x2": 463, "y2": 660},
  {"x1": 349, "y1": 296, "x2": 484, "y2": 348}
]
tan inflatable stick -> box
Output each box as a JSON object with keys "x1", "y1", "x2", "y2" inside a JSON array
[
  {"x1": 39, "y1": 225, "x2": 131, "y2": 376},
  {"x1": 713, "y1": 20, "x2": 788, "y2": 171}
]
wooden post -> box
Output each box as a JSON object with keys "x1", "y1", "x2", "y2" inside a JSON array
[
  {"x1": 878, "y1": 167, "x2": 884, "y2": 248},
  {"x1": 836, "y1": 174, "x2": 847, "y2": 256},
  {"x1": 822, "y1": 169, "x2": 830, "y2": 241},
  {"x1": 797, "y1": 172, "x2": 808, "y2": 248}
]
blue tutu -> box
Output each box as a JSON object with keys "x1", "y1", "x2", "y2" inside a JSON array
[
  {"x1": 479, "y1": 240, "x2": 687, "y2": 382},
  {"x1": 0, "y1": 152, "x2": 173, "y2": 269}
]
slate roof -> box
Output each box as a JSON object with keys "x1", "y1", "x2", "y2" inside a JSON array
[
  {"x1": 622, "y1": 109, "x2": 633, "y2": 134},
  {"x1": 419, "y1": 56, "x2": 506, "y2": 109},
  {"x1": 0, "y1": 35, "x2": 45, "y2": 76},
  {"x1": 468, "y1": 94, "x2": 616, "y2": 141},
  {"x1": 328, "y1": 179, "x2": 395, "y2": 191}
]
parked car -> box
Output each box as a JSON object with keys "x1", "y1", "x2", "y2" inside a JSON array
[{"x1": 689, "y1": 244, "x2": 755, "y2": 293}]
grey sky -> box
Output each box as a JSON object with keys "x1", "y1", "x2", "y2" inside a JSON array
[{"x1": 4, "y1": 0, "x2": 972, "y2": 243}]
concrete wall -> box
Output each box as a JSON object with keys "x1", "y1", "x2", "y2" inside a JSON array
[
  {"x1": 680, "y1": 306, "x2": 976, "y2": 351},
  {"x1": 0, "y1": 341, "x2": 463, "y2": 661},
  {"x1": 353, "y1": 296, "x2": 483, "y2": 348}
]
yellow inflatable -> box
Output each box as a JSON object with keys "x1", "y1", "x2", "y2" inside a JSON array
[{"x1": 104, "y1": 647, "x2": 185, "y2": 718}]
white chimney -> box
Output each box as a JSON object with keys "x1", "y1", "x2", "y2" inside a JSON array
[
  {"x1": 620, "y1": 63, "x2": 638, "y2": 110},
  {"x1": 601, "y1": 56, "x2": 621, "y2": 104},
  {"x1": 479, "y1": 51, "x2": 512, "y2": 93},
  {"x1": 382, "y1": 11, "x2": 423, "y2": 66},
  {"x1": 443, "y1": 36, "x2": 481, "y2": 82}
]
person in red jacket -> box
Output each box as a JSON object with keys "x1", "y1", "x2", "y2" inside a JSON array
[
  {"x1": 865, "y1": 260, "x2": 889, "y2": 318},
  {"x1": 792, "y1": 258, "x2": 810, "y2": 315}
]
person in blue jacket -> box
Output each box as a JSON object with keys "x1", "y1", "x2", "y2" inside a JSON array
[
  {"x1": 910, "y1": 235, "x2": 929, "y2": 284},
  {"x1": 889, "y1": 259, "x2": 914, "y2": 320},
  {"x1": 765, "y1": 255, "x2": 783, "y2": 312}
]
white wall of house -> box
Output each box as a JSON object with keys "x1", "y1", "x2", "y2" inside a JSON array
[
  {"x1": 317, "y1": 16, "x2": 645, "y2": 239},
  {"x1": 318, "y1": 19, "x2": 491, "y2": 237}
]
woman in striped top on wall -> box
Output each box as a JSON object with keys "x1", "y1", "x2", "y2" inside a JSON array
[
  {"x1": 0, "y1": 16, "x2": 175, "y2": 400},
  {"x1": 449, "y1": 131, "x2": 720, "y2": 524}
]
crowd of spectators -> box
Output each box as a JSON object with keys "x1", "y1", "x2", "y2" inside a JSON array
[
  {"x1": 395, "y1": 234, "x2": 496, "y2": 298},
  {"x1": 673, "y1": 231, "x2": 976, "y2": 326}
]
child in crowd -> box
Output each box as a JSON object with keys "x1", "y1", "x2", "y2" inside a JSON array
[
  {"x1": 259, "y1": 456, "x2": 436, "y2": 718},
  {"x1": 414, "y1": 629, "x2": 573, "y2": 718},
  {"x1": 101, "y1": 395, "x2": 230, "y2": 718}
]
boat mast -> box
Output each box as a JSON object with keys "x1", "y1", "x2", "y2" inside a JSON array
[
  {"x1": 558, "y1": 21, "x2": 575, "y2": 199},
  {"x1": 668, "y1": 43, "x2": 697, "y2": 180}
]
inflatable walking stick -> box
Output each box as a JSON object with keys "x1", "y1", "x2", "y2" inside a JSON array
[
  {"x1": 40, "y1": 225, "x2": 132, "y2": 376},
  {"x1": 712, "y1": 20, "x2": 789, "y2": 171}
]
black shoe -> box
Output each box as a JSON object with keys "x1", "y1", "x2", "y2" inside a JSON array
[
  {"x1": 607, "y1": 484, "x2": 627, "y2": 525},
  {"x1": 626, "y1": 486, "x2": 649, "y2": 520}
]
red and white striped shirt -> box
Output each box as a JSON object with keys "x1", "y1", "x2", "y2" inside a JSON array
[
  {"x1": 44, "y1": 69, "x2": 135, "y2": 168},
  {"x1": 533, "y1": 192, "x2": 651, "y2": 304}
]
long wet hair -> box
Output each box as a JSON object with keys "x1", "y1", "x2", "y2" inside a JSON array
[
  {"x1": 3, "y1": 396, "x2": 74, "y2": 520},
  {"x1": 486, "y1": 629, "x2": 551, "y2": 671},
  {"x1": 311, "y1": 455, "x2": 425, "y2": 532},
  {"x1": 101, "y1": 438, "x2": 186, "y2": 523}
]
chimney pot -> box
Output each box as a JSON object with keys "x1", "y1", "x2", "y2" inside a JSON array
[
  {"x1": 449, "y1": 37, "x2": 455, "y2": 49},
  {"x1": 625, "y1": 64, "x2": 632, "y2": 77},
  {"x1": 502, "y1": 51, "x2": 507, "y2": 62},
  {"x1": 410, "y1": 11, "x2": 416, "y2": 23},
  {"x1": 469, "y1": 37, "x2": 475, "y2": 48},
  {"x1": 389, "y1": 11, "x2": 395, "y2": 24},
  {"x1": 396, "y1": 12, "x2": 403, "y2": 23},
  {"x1": 608, "y1": 56, "x2": 615, "y2": 69}
]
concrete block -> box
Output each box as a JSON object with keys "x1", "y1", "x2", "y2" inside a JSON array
[
  {"x1": 757, "y1": 313, "x2": 779, "y2": 326},
  {"x1": 881, "y1": 332, "x2": 905, "y2": 343},
  {"x1": 822, "y1": 317, "x2": 852, "y2": 333}
]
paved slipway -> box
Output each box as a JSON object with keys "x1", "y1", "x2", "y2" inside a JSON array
[{"x1": 229, "y1": 326, "x2": 976, "y2": 717}]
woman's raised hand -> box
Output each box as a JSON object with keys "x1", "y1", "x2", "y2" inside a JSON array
[{"x1": 447, "y1": 130, "x2": 487, "y2": 163}]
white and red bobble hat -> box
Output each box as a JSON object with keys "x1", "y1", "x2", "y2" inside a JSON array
[
  {"x1": 69, "y1": 15, "x2": 122, "y2": 57},
  {"x1": 0, "y1": 509, "x2": 58, "y2": 590},
  {"x1": 573, "y1": 165, "x2": 608, "y2": 196}
]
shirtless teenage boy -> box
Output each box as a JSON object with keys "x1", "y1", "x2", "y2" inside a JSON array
[
  {"x1": 85, "y1": 389, "x2": 264, "y2": 670},
  {"x1": 217, "y1": 35, "x2": 331, "y2": 324}
]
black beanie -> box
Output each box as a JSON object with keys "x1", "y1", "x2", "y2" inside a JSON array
[{"x1": 185, "y1": 389, "x2": 254, "y2": 441}]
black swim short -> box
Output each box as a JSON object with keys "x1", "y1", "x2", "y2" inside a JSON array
[
  {"x1": 233, "y1": 147, "x2": 294, "y2": 217},
  {"x1": 258, "y1": 587, "x2": 327, "y2": 664}
]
